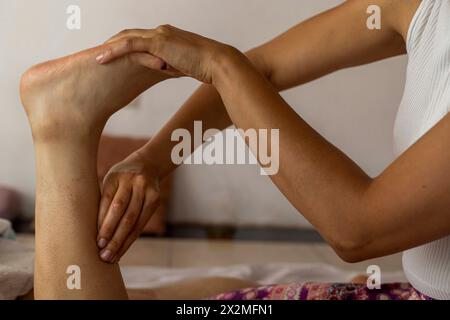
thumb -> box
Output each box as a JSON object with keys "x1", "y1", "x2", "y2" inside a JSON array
[
  {"x1": 129, "y1": 52, "x2": 184, "y2": 77},
  {"x1": 129, "y1": 52, "x2": 166, "y2": 70}
]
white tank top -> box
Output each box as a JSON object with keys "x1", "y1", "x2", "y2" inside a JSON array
[{"x1": 394, "y1": 0, "x2": 450, "y2": 300}]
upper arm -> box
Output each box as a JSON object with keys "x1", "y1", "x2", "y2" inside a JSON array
[
  {"x1": 358, "y1": 114, "x2": 450, "y2": 260},
  {"x1": 251, "y1": 0, "x2": 414, "y2": 90}
]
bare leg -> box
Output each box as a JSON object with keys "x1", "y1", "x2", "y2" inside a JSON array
[
  {"x1": 21, "y1": 277, "x2": 259, "y2": 300},
  {"x1": 127, "y1": 277, "x2": 259, "y2": 300},
  {"x1": 21, "y1": 45, "x2": 168, "y2": 299}
]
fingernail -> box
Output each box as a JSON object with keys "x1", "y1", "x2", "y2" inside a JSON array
[
  {"x1": 98, "y1": 238, "x2": 108, "y2": 249},
  {"x1": 96, "y1": 53, "x2": 105, "y2": 63},
  {"x1": 101, "y1": 249, "x2": 114, "y2": 262}
]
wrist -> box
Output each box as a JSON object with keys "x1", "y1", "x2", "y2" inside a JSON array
[
  {"x1": 211, "y1": 45, "x2": 250, "y2": 89},
  {"x1": 134, "y1": 143, "x2": 170, "y2": 180}
]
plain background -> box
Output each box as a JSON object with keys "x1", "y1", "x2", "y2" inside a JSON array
[{"x1": 0, "y1": 0, "x2": 407, "y2": 228}]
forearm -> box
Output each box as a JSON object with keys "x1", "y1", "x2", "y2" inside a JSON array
[
  {"x1": 138, "y1": 50, "x2": 269, "y2": 178},
  {"x1": 212, "y1": 50, "x2": 373, "y2": 254},
  {"x1": 138, "y1": 83, "x2": 230, "y2": 177}
]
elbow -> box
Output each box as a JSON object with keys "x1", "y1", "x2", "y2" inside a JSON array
[
  {"x1": 335, "y1": 246, "x2": 368, "y2": 264},
  {"x1": 328, "y1": 230, "x2": 373, "y2": 264},
  {"x1": 325, "y1": 196, "x2": 376, "y2": 263}
]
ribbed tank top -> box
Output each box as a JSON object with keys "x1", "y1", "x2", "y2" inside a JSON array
[{"x1": 394, "y1": 0, "x2": 450, "y2": 300}]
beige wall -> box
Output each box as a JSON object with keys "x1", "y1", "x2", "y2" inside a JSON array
[{"x1": 0, "y1": 0, "x2": 406, "y2": 227}]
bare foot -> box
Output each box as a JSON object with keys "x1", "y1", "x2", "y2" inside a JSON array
[
  {"x1": 129, "y1": 277, "x2": 259, "y2": 300},
  {"x1": 20, "y1": 44, "x2": 169, "y2": 142}
]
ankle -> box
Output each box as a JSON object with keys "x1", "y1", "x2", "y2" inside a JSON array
[
  {"x1": 31, "y1": 117, "x2": 104, "y2": 145},
  {"x1": 22, "y1": 100, "x2": 104, "y2": 144}
]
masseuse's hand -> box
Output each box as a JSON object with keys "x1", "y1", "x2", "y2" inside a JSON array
[
  {"x1": 96, "y1": 25, "x2": 240, "y2": 83},
  {"x1": 97, "y1": 151, "x2": 161, "y2": 263}
]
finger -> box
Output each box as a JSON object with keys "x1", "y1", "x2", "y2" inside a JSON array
[
  {"x1": 96, "y1": 37, "x2": 153, "y2": 64},
  {"x1": 97, "y1": 183, "x2": 132, "y2": 249},
  {"x1": 114, "y1": 192, "x2": 161, "y2": 262},
  {"x1": 105, "y1": 29, "x2": 151, "y2": 44},
  {"x1": 128, "y1": 52, "x2": 167, "y2": 71},
  {"x1": 129, "y1": 53, "x2": 184, "y2": 77},
  {"x1": 98, "y1": 175, "x2": 119, "y2": 230},
  {"x1": 111, "y1": 231, "x2": 139, "y2": 264},
  {"x1": 111, "y1": 224, "x2": 141, "y2": 264},
  {"x1": 99, "y1": 185, "x2": 144, "y2": 262}
]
